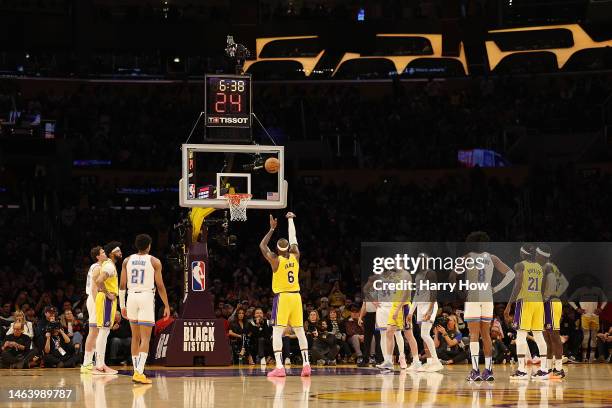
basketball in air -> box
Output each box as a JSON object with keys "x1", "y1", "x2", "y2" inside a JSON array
[{"x1": 265, "y1": 157, "x2": 280, "y2": 173}]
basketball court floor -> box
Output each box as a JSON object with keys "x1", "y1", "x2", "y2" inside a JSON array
[{"x1": 2, "y1": 364, "x2": 611, "y2": 407}]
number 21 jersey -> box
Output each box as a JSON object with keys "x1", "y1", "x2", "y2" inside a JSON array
[
  {"x1": 127, "y1": 254, "x2": 155, "y2": 292},
  {"x1": 518, "y1": 261, "x2": 543, "y2": 302}
]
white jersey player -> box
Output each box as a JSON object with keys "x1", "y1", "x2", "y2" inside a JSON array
[
  {"x1": 408, "y1": 254, "x2": 443, "y2": 372},
  {"x1": 119, "y1": 234, "x2": 170, "y2": 384},
  {"x1": 456, "y1": 232, "x2": 514, "y2": 381},
  {"x1": 81, "y1": 246, "x2": 107, "y2": 373}
]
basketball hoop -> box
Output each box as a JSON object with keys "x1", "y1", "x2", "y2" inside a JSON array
[{"x1": 224, "y1": 193, "x2": 251, "y2": 221}]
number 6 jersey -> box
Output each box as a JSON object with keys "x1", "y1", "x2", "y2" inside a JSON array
[
  {"x1": 127, "y1": 254, "x2": 155, "y2": 292},
  {"x1": 272, "y1": 253, "x2": 300, "y2": 293}
]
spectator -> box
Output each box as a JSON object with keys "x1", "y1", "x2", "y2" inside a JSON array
[
  {"x1": 59, "y1": 309, "x2": 83, "y2": 353},
  {"x1": 7, "y1": 310, "x2": 34, "y2": 339},
  {"x1": 0, "y1": 302, "x2": 14, "y2": 328},
  {"x1": 309, "y1": 320, "x2": 339, "y2": 366},
  {"x1": 561, "y1": 307, "x2": 582, "y2": 361},
  {"x1": 326, "y1": 308, "x2": 349, "y2": 361},
  {"x1": 42, "y1": 321, "x2": 77, "y2": 368},
  {"x1": 345, "y1": 305, "x2": 366, "y2": 363},
  {"x1": 35, "y1": 306, "x2": 57, "y2": 350},
  {"x1": 434, "y1": 314, "x2": 467, "y2": 364},
  {"x1": 247, "y1": 308, "x2": 272, "y2": 365},
  {"x1": 328, "y1": 281, "x2": 346, "y2": 308},
  {"x1": 304, "y1": 310, "x2": 320, "y2": 345},
  {"x1": 228, "y1": 308, "x2": 250, "y2": 364},
  {"x1": 1, "y1": 322, "x2": 35, "y2": 368},
  {"x1": 491, "y1": 323, "x2": 512, "y2": 363},
  {"x1": 282, "y1": 326, "x2": 300, "y2": 365},
  {"x1": 318, "y1": 297, "x2": 330, "y2": 320},
  {"x1": 108, "y1": 311, "x2": 131, "y2": 365},
  {"x1": 35, "y1": 293, "x2": 53, "y2": 316},
  {"x1": 595, "y1": 326, "x2": 612, "y2": 363}
]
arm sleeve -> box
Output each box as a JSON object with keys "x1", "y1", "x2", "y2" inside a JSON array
[{"x1": 288, "y1": 218, "x2": 298, "y2": 246}]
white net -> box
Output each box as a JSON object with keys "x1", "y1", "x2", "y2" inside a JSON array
[{"x1": 224, "y1": 194, "x2": 251, "y2": 221}]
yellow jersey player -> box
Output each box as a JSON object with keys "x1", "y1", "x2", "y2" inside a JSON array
[
  {"x1": 260, "y1": 212, "x2": 311, "y2": 378},
  {"x1": 93, "y1": 241, "x2": 122, "y2": 375},
  {"x1": 81, "y1": 245, "x2": 107, "y2": 373},
  {"x1": 375, "y1": 267, "x2": 412, "y2": 372},
  {"x1": 537, "y1": 244, "x2": 568, "y2": 378},
  {"x1": 504, "y1": 243, "x2": 549, "y2": 380},
  {"x1": 568, "y1": 276, "x2": 607, "y2": 362}
]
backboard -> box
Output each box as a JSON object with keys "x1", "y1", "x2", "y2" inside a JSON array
[{"x1": 179, "y1": 144, "x2": 287, "y2": 209}]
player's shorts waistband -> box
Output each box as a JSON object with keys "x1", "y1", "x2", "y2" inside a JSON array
[
  {"x1": 128, "y1": 290, "x2": 155, "y2": 294},
  {"x1": 274, "y1": 291, "x2": 300, "y2": 294}
]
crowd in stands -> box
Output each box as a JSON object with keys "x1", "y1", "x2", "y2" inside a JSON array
[
  {"x1": 1, "y1": 163, "x2": 612, "y2": 368},
  {"x1": 1, "y1": 71, "x2": 612, "y2": 368},
  {"x1": 2, "y1": 73, "x2": 611, "y2": 171}
]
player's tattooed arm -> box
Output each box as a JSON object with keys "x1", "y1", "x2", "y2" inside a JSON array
[
  {"x1": 95, "y1": 269, "x2": 113, "y2": 300},
  {"x1": 259, "y1": 214, "x2": 278, "y2": 268}
]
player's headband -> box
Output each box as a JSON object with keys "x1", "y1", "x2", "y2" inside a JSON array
[
  {"x1": 520, "y1": 247, "x2": 531, "y2": 255},
  {"x1": 111, "y1": 246, "x2": 121, "y2": 254},
  {"x1": 277, "y1": 243, "x2": 289, "y2": 251},
  {"x1": 536, "y1": 247, "x2": 550, "y2": 257}
]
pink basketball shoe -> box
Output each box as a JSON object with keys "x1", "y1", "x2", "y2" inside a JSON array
[{"x1": 267, "y1": 367, "x2": 286, "y2": 377}]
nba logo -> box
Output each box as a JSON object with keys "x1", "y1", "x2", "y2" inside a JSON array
[
  {"x1": 192, "y1": 261, "x2": 205, "y2": 291},
  {"x1": 188, "y1": 184, "x2": 196, "y2": 199}
]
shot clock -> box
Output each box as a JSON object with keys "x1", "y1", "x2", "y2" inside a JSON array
[{"x1": 205, "y1": 74, "x2": 252, "y2": 130}]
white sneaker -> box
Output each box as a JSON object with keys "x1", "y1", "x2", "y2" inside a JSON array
[
  {"x1": 378, "y1": 361, "x2": 393, "y2": 371},
  {"x1": 399, "y1": 355, "x2": 408, "y2": 369},
  {"x1": 260, "y1": 358, "x2": 267, "y2": 366},
  {"x1": 407, "y1": 361, "x2": 422, "y2": 371},
  {"x1": 417, "y1": 362, "x2": 431, "y2": 372},
  {"x1": 424, "y1": 360, "x2": 443, "y2": 372}
]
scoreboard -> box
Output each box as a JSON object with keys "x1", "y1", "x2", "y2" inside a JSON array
[{"x1": 204, "y1": 74, "x2": 252, "y2": 142}]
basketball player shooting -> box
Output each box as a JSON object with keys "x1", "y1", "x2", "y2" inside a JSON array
[
  {"x1": 260, "y1": 212, "x2": 311, "y2": 378},
  {"x1": 93, "y1": 241, "x2": 122, "y2": 375},
  {"x1": 119, "y1": 234, "x2": 171, "y2": 384}
]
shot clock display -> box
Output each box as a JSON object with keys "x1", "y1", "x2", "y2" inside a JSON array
[{"x1": 205, "y1": 75, "x2": 251, "y2": 129}]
